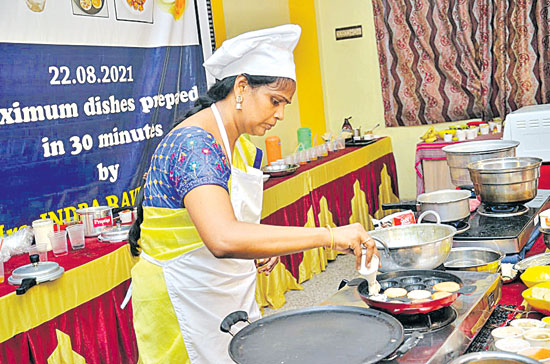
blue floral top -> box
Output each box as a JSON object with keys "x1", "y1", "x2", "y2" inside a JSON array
[{"x1": 143, "y1": 126, "x2": 231, "y2": 208}]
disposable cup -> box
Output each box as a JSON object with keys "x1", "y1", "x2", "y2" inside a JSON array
[
  {"x1": 36, "y1": 242, "x2": 49, "y2": 261},
  {"x1": 66, "y1": 224, "x2": 85, "y2": 250},
  {"x1": 0, "y1": 260, "x2": 4, "y2": 284},
  {"x1": 32, "y1": 218, "x2": 54, "y2": 251},
  {"x1": 48, "y1": 230, "x2": 68, "y2": 257}
]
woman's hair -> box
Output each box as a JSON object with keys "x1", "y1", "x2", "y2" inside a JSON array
[{"x1": 128, "y1": 74, "x2": 294, "y2": 256}]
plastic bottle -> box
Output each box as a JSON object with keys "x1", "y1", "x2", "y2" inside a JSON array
[
  {"x1": 297, "y1": 127, "x2": 312, "y2": 150},
  {"x1": 265, "y1": 136, "x2": 282, "y2": 165}
]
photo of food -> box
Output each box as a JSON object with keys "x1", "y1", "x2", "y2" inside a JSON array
[
  {"x1": 155, "y1": 0, "x2": 186, "y2": 21},
  {"x1": 115, "y1": 0, "x2": 153, "y2": 23},
  {"x1": 71, "y1": 0, "x2": 108, "y2": 17}
]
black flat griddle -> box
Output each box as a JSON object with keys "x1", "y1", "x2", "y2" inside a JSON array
[{"x1": 224, "y1": 305, "x2": 404, "y2": 364}]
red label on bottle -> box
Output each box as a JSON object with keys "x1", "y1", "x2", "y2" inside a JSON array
[{"x1": 92, "y1": 216, "x2": 113, "y2": 228}]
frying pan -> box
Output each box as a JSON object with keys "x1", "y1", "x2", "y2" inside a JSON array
[
  {"x1": 220, "y1": 305, "x2": 415, "y2": 364},
  {"x1": 357, "y1": 270, "x2": 476, "y2": 315}
]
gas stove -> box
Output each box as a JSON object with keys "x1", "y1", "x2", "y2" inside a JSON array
[
  {"x1": 453, "y1": 189, "x2": 550, "y2": 254},
  {"x1": 322, "y1": 271, "x2": 501, "y2": 363}
]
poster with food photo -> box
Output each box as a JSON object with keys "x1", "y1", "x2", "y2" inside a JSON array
[
  {"x1": 71, "y1": 0, "x2": 109, "y2": 18},
  {"x1": 115, "y1": 0, "x2": 153, "y2": 23}
]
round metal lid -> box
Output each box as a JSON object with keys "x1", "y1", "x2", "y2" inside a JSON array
[
  {"x1": 99, "y1": 225, "x2": 130, "y2": 243},
  {"x1": 8, "y1": 261, "x2": 64, "y2": 285},
  {"x1": 442, "y1": 140, "x2": 519, "y2": 154}
]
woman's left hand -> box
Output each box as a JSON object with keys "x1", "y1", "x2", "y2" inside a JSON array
[{"x1": 256, "y1": 257, "x2": 279, "y2": 276}]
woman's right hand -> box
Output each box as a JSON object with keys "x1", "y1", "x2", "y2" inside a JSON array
[{"x1": 331, "y1": 223, "x2": 380, "y2": 271}]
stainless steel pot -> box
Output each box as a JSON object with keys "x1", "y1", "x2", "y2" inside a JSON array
[
  {"x1": 449, "y1": 351, "x2": 540, "y2": 364},
  {"x1": 467, "y1": 157, "x2": 542, "y2": 205},
  {"x1": 369, "y1": 223, "x2": 457, "y2": 272},
  {"x1": 443, "y1": 247, "x2": 504, "y2": 273},
  {"x1": 442, "y1": 140, "x2": 519, "y2": 188},
  {"x1": 76, "y1": 206, "x2": 113, "y2": 237},
  {"x1": 382, "y1": 189, "x2": 471, "y2": 223}
]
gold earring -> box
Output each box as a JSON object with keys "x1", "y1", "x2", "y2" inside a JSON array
[{"x1": 235, "y1": 95, "x2": 243, "y2": 110}]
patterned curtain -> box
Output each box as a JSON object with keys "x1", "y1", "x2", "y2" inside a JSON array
[{"x1": 372, "y1": 0, "x2": 550, "y2": 127}]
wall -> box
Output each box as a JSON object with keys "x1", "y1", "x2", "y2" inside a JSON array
[{"x1": 315, "y1": 0, "x2": 467, "y2": 199}]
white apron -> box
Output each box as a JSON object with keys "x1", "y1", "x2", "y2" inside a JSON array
[{"x1": 139, "y1": 103, "x2": 263, "y2": 364}]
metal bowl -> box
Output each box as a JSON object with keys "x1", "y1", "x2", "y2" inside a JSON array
[
  {"x1": 369, "y1": 224, "x2": 457, "y2": 272},
  {"x1": 444, "y1": 247, "x2": 504, "y2": 273},
  {"x1": 261, "y1": 164, "x2": 299, "y2": 177},
  {"x1": 442, "y1": 140, "x2": 519, "y2": 188},
  {"x1": 449, "y1": 351, "x2": 540, "y2": 364},
  {"x1": 467, "y1": 157, "x2": 542, "y2": 205}
]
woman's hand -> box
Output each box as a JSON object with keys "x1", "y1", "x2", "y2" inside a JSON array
[
  {"x1": 331, "y1": 223, "x2": 380, "y2": 270},
  {"x1": 256, "y1": 256, "x2": 279, "y2": 276}
]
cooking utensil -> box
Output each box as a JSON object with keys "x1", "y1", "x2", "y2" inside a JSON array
[
  {"x1": 442, "y1": 140, "x2": 519, "y2": 188},
  {"x1": 98, "y1": 225, "x2": 130, "y2": 243},
  {"x1": 76, "y1": 206, "x2": 114, "y2": 237},
  {"x1": 369, "y1": 223, "x2": 456, "y2": 272},
  {"x1": 220, "y1": 306, "x2": 406, "y2": 364},
  {"x1": 383, "y1": 189, "x2": 471, "y2": 223},
  {"x1": 444, "y1": 247, "x2": 504, "y2": 273},
  {"x1": 358, "y1": 269, "x2": 474, "y2": 315},
  {"x1": 468, "y1": 157, "x2": 542, "y2": 206},
  {"x1": 8, "y1": 254, "x2": 64, "y2": 295},
  {"x1": 514, "y1": 252, "x2": 550, "y2": 273},
  {"x1": 261, "y1": 163, "x2": 299, "y2": 177},
  {"x1": 449, "y1": 351, "x2": 541, "y2": 364}
]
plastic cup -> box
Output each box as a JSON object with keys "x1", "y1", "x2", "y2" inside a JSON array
[
  {"x1": 36, "y1": 242, "x2": 49, "y2": 261},
  {"x1": 48, "y1": 230, "x2": 68, "y2": 257},
  {"x1": 444, "y1": 133, "x2": 453, "y2": 142},
  {"x1": 32, "y1": 218, "x2": 54, "y2": 251},
  {"x1": 66, "y1": 224, "x2": 85, "y2": 250},
  {"x1": 0, "y1": 260, "x2": 4, "y2": 284}
]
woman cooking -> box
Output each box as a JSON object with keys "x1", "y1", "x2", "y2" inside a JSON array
[{"x1": 128, "y1": 24, "x2": 379, "y2": 363}]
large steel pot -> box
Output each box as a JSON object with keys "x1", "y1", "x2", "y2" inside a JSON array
[
  {"x1": 442, "y1": 140, "x2": 519, "y2": 188},
  {"x1": 444, "y1": 247, "x2": 504, "y2": 273},
  {"x1": 383, "y1": 189, "x2": 471, "y2": 223},
  {"x1": 75, "y1": 206, "x2": 113, "y2": 237},
  {"x1": 369, "y1": 224, "x2": 457, "y2": 272},
  {"x1": 449, "y1": 351, "x2": 540, "y2": 364},
  {"x1": 467, "y1": 157, "x2": 542, "y2": 206}
]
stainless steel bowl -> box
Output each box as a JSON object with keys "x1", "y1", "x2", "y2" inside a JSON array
[
  {"x1": 449, "y1": 351, "x2": 540, "y2": 364},
  {"x1": 444, "y1": 247, "x2": 504, "y2": 273},
  {"x1": 369, "y1": 224, "x2": 457, "y2": 272},
  {"x1": 442, "y1": 140, "x2": 519, "y2": 188},
  {"x1": 467, "y1": 157, "x2": 542, "y2": 205},
  {"x1": 261, "y1": 164, "x2": 299, "y2": 177}
]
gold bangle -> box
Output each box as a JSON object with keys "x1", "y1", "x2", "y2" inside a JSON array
[{"x1": 325, "y1": 225, "x2": 334, "y2": 250}]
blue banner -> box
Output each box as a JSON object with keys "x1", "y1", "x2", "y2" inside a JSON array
[{"x1": 0, "y1": 0, "x2": 212, "y2": 235}]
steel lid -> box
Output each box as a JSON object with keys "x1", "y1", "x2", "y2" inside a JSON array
[
  {"x1": 8, "y1": 260, "x2": 64, "y2": 285},
  {"x1": 99, "y1": 225, "x2": 130, "y2": 243},
  {"x1": 442, "y1": 140, "x2": 519, "y2": 154}
]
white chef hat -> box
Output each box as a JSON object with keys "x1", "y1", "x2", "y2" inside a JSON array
[{"x1": 204, "y1": 24, "x2": 301, "y2": 81}]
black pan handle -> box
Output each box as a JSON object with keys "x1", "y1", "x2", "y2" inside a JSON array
[
  {"x1": 220, "y1": 311, "x2": 250, "y2": 336},
  {"x1": 338, "y1": 279, "x2": 348, "y2": 290},
  {"x1": 382, "y1": 201, "x2": 419, "y2": 211},
  {"x1": 16, "y1": 278, "x2": 37, "y2": 295},
  {"x1": 383, "y1": 331, "x2": 423, "y2": 361}
]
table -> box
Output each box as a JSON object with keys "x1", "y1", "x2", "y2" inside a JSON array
[
  {"x1": 256, "y1": 137, "x2": 400, "y2": 309},
  {"x1": 415, "y1": 133, "x2": 503, "y2": 195},
  {"x1": 0, "y1": 239, "x2": 138, "y2": 363}
]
